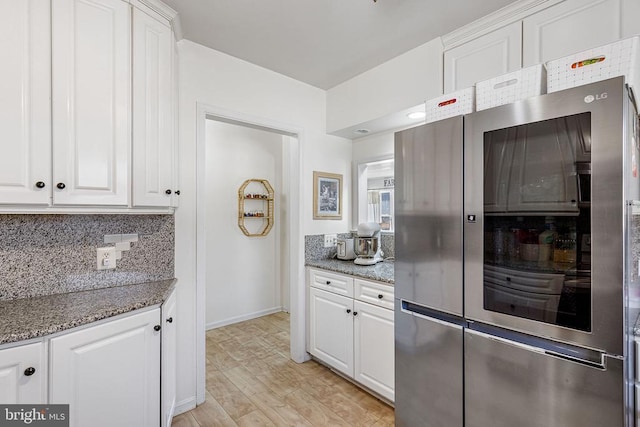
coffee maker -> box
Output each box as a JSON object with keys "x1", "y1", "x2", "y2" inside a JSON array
[{"x1": 354, "y1": 222, "x2": 384, "y2": 265}]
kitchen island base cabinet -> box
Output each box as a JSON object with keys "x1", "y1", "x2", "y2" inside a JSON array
[
  {"x1": 0, "y1": 342, "x2": 46, "y2": 404},
  {"x1": 308, "y1": 267, "x2": 395, "y2": 402},
  {"x1": 49, "y1": 309, "x2": 161, "y2": 427}
]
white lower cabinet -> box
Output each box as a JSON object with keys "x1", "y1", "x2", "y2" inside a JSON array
[
  {"x1": 161, "y1": 289, "x2": 177, "y2": 427},
  {"x1": 49, "y1": 309, "x2": 161, "y2": 427},
  {"x1": 309, "y1": 287, "x2": 354, "y2": 377},
  {"x1": 0, "y1": 341, "x2": 46, "y2": 404},
  {"x1": 354, "y1": 300, "x2": 395, "y2": 401},
  {"x1": 308, "y1": 267, "x2": 395, "y2": 402}
]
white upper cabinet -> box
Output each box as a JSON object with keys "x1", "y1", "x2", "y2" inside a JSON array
[
  {"x1": 0, "y1": 0, "x2": 51, "y2": 205},
  {"x1": 444, "y1": 21, "x2": 522, "y2": 93},
  {"x1": 523, "y1": 0, "x2": 624, "y2": 66},
  {"x1": 132, "y1": 8, "x2": 174, "y2": 207},
  {"x1": 52, "y1": 0, "x2": 131, "y2": 206},
  {"x1": 622, "y1": 0, "x2": 640, "y2": 38}
]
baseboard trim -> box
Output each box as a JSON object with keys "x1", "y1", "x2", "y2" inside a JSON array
[
  {"x1": 174, "y1": 397, "x2": 197, "y2": 416},
  {"x1": 205, "y1": 306, "x2": 283, "y2": 330}
]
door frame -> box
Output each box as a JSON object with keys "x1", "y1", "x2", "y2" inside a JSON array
[{"x1": 195, "y1": 103, "x2": 307, "y2": 404}]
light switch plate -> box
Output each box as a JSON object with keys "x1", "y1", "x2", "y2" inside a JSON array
[{"x1": 97, "y1": 247, "x2": 117, "y2": 270}]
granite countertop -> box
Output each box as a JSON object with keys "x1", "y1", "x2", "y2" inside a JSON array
[
  {"x1": 306, "y1": 258, "x2": 394, "y2": 284},
  {"x1": 0, "y1": 278, "x2": 176, "y2": 345}
]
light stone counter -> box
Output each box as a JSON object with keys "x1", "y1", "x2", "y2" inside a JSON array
[
  {"x1": 0, "y1": 279, "x2": 176, "y2": 345},
  {"x1": 306, "y1": 258, "x2": 394, "y2": 285}
]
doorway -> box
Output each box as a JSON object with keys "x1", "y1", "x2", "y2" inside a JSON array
[{"x1": 195, "y1": 104, "x2": 306, "y2": 404}]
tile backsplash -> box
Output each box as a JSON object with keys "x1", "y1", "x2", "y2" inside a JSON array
[{"x1": 0, "y1": 214, "x2": 174, "y2": 301}]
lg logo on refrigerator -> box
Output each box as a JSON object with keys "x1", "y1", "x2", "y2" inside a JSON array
[{"x1": 584, "y1": 93, "x2": 608, "y2": 103}]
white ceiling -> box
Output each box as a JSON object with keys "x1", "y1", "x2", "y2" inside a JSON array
[{"x1": 162, "y1": 0, "x2": 518, "y2": 90}]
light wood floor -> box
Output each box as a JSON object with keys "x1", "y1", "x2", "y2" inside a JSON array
[{"x1": 172, "y1": 312, "x2": 395, "y2": 427}]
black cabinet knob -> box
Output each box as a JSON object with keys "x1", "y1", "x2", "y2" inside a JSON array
[
  {"x1": 506, "y1": 277, "x2": 511, "y2": 282},
  {"x1": 346, "y1": 309, "x2": 351, "y2": 314},
  {"x1": 175, "y1": 190, "x2": 180, "y2": 195},
  {"x1": 154, "y1": 325, "x2": 161, "y2": 331},
  {"x1": 378, "y1": 294, "x2": 383, "y2": 299},
  {"x1": 325, "y1": 281, "x2": 331, "y2": 285},
  {"x1": 165, "y1": 189, "x2": 172, "y2": 195},
  {"x1": 56, "y1": 183, "x2": 66, "y2": 190},
  {"x1": 35, "y1": 181, "x2": 45, "y2": 189},
  {"x1": 24, "y1": 367, "x2": 36, "y2": 376},
  {"x1": 353, "y1": 311, "x2": 358, "y2": 316},
  {"x1": 166, "y1": 317, "x2": 173, "y2": 323}
]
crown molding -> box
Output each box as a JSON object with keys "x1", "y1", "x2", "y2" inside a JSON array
[
  {"x1": 136, "y1": 0, "x2": 177, "y2": 21},
  {"x1": 441, "y1": 0, "x2": 565, "y2": 50}
]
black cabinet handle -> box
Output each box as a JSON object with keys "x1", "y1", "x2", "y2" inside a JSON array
[
  {"x1": 175, "y1": 190, "x2": 180, "y2": 195},
  {"x1": 346, "y1": 309, "x2": 351, "y2": 314},
  {"x1": 166, "y1": 317, "x2": 173, "y2": 323},
  {"x1": 378, "y1": 294, "x2": 383, "y2": 299},
  {"x1": 154, "y1": 325, "x2": 161, "y2": 331},
  {"x1": 165, "y1": 189, "x2": 172, "y2": 195},
  {"x1": 325, "y1": 281, "x2": 331, "y2": 285},
  {"x1": 24, "y1": 367, "x2": 36, "y2": 376},
  {"x1": 56, "y1": 183, "x2": 66, "y2": 190},
  {"x1": 353, "y1": 311, "x2": 358, "y2": 316},
  {"x1": 506, "y1": 277, "x2": 511, "y2": 282},
  {"x1": 35, "y1": 181, "x2": 45, "y2": 189}
]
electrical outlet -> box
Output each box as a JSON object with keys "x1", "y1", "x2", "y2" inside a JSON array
[
  {"x1": 324, "y1": 234, "x2": 337, "y2": 248},
  {"x1": 97, "y1": 247, "x2": 117, "y2": 270}
]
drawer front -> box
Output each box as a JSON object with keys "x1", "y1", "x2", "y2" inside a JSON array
[
  {"x1": 355, "y1": 279, "x2": 394, "y2": 310},
  {"x1": 309, "y1": 268, "x2": 354, "y2": 297}
]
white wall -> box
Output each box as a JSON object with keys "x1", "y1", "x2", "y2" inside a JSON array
[
  {"x1": 174, "y1": 39, "x2": 352, "y2": 411},
  {"x1": 205, "y1": 120, "x2": 284, "y2": 328},
  {"x1": 353, "y1": 131, "x2": 394, "y2": 164},
  {"x1": 327, "y1": 38, "x2": 443, "y2": 134}
]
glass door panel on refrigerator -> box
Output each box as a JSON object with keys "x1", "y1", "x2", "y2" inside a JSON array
[
  {"x1": 482, "y1": 112, "x2": 591, "y2": 332},
  {"x1": 465, "y1": 77, "x2": 630, "y2": 356}
]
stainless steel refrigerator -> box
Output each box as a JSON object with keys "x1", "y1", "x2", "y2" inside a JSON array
[{"x1": 395, "y1": 76, "x2": 639, "y2": 427}]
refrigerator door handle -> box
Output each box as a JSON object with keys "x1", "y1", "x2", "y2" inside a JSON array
[
  {"x1": 400, "y1": 300, "x2": 465, "y2": 328},
  {"x1": 466, "y1": 328, "x2": 607, "y2": 370},
  {"x1": 465, "y1": 328, "x2": 545, "y2": 355}
]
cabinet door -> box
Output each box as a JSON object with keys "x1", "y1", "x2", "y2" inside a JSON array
[
  {"x1": 444, "y1": 22, "x2": 521, "y2": 93},
  {"x1": 309, "y1": 287, "x2": 354, "y2": 377},
  {"x1": 0, "y1": 0, "x2": 51, "y2": 205},
  {"x1": 50, "y1": 310, "x2": 160, "y2": 427},
  {"x1": 52, "y1": 0, "x2": 130, "y2": 206},
  {"x1": 523, "y1": 0, "x2": 623, "y2": 66},
  {"x1": 0, "y1": 342, "x2": 45, "y2": 404},
  {"x1": 353, "y1": 300, "x2": 394, "y2": 402},
  {"x1": 161, "y1": 289, "x2": 177, "y2": 427},
  {"x1": 623, "y1": 0, "x2": 640, "y2": 38},
  {"x1": 132, "y1": 9, "x2": 174, "y2": 207}
]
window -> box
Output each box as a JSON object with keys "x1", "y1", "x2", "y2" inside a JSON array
[{"x1": 355, "y1": 158, "x2": 394, "y2": 232}]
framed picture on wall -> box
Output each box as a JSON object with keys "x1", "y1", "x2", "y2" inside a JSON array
[{"x1": 313, "y1": 171, "x2": 342, "y2": 220}]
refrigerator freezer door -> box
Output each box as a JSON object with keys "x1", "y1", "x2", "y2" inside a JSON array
[
  {"x1": 464, "y1": 328, "x2": 624, "y2": 427},
  {"x1": 395, "y1": 116, "x2": 464, "y2": 315},
  {"x1": 395, "y1": 300, "x2": 463, "y2": 427}
]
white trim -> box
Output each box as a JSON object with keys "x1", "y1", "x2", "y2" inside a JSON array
[
  {"x1": 205, "y1": 307, "x2": 283, "y2": 331},
  {"x1": 130, "y1": 0, "x2": 178, "y2": 21},
  {"x1": 173, "y1": 397, "x2": 197, "y2": 416},
  {"x1": 195, "y1": 102, "x2": 306, "y2": 406},
  {"x1": 441, "y1": 0, "x2": 564, "y2": 50}
]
